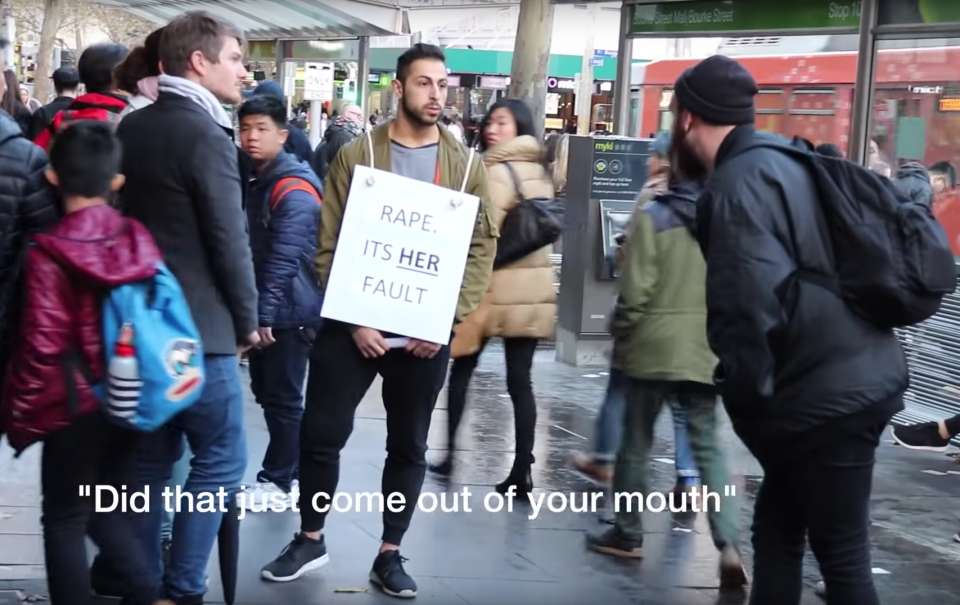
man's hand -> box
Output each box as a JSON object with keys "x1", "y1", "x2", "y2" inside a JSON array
[
  {"x1": 239, "y1": 330, "x2": 261, "y2": 354},
  {"x1": 351, "y1": 327, "x2": 388, "y2": 358},
  {"x1": 257, "y1": 327, "x2": 275, "y2": 347},
  {"x1": 406, "y1": 339, "x2": 441, "y2": 359}
]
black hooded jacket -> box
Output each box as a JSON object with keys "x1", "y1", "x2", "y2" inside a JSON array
[
  {"x1": 696, "y1": 125, "x2": 907, "y2": 463},
  {"x1": 0, "y1": 111, "x2": 58, "y2": 389}
]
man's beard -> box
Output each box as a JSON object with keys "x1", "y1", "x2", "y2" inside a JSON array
[
  {"x1": 400, "y1": 95, "x2": 437, "y2": 128},
  {"x1": 669, "y1": 125, "x2": 708, "y2": 182}
]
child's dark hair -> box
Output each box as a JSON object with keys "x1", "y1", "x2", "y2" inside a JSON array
[
  {"x1": 237, "y1": 95, "x2": 288, "y2": 129},
  {"x1": 396, "y1": 43, "x2": 445, "y2": 85},
  {"x1": 48, "y1": 122, "x2": 122, "y2": 198},
  {"x1": 78, "y1": 43, "x2": 129, "y2": 94}
]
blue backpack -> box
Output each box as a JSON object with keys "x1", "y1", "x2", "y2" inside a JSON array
[{"x1": 97, "y1": 263, "x2": 205, "y2": 431}]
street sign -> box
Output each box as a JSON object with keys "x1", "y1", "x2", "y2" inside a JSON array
[
  {"x1": 595, "y1": 49, "x2": 617, "y2": 58},
  {"x1": 304, "y1": 62, "x2": 333, "y2": 102},
  {"x1": 589, "y1": 57, "x2": 604, "y2": 68}
]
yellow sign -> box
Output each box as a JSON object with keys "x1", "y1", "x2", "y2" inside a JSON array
[{"x1": 939, "y1": 97, "x2": 960, "y2": 112}]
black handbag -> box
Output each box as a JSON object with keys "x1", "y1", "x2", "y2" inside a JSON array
[{"x1": 493, "y1": 162, "x2": 564, "y2": 270}]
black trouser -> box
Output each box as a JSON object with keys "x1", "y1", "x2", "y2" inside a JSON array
[
  {"x1": 249, "y1": 327, "x2": 315, "y2": 493},
  {"x1": 299, "y1": 322, "x2": 450, "y2": 546},
  {"x1": 41, "y1": 411, "x2": 159, "y2": 605},
  {"x1": 748, "y1": 422, "x2": 885, "y2": 605},
  {"x1": 447, "y1": 337, "x2": 538, "y2": 468}
]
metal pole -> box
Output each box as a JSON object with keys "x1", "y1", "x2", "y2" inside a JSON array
[
  {"x1": 849, "y1": 0, "x2": 878, "y2": 165},
  {"x1": 576, "y1": 4, "x2": 597, "y2": 135},
  {"x1": 357, "y1": 36, "x2": 370, "y2": 127},
  {"x1": 612, "y1": 2, "x2": 632, "y2": 136},
  {"x1": 309, "y1": 100, "x2": 322, "y2": 149}
]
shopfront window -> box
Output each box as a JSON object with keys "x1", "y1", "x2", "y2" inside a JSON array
[{"x1": 870, "y1": 40, "x2": 960, "y2": 255}]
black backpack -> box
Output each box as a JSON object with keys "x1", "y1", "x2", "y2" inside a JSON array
[{"x1": 754, "y1": 136, "x2": 956, "y2": 328}]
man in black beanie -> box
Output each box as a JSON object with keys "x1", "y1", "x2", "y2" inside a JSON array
[{"x1": 673, "y1": 55, "x2": 904, "y2": 605}]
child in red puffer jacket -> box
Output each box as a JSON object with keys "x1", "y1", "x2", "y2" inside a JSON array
[{"x1": 3, "y1": 121, "x2": 172, "y2": 605}]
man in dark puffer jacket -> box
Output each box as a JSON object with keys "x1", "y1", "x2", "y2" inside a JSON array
[
  {"x1": 676, "y1": 56, "x2": 905, "y2": 605},
  {"x1": 0, "y1": 36, "x2": 58, "y2": 402},
  {"x1": 238, "y1": 95, "x2": 324, "y2": 505}
]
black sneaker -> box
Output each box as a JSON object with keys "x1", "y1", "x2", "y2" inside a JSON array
[
  {"x1": 261, "y1": 533, "x2": 329, "y2": 582},
  {"x1": 369, "y1": 550, "x2": 417, "y2": 598},
  {"x1": 891, "y1": 423, "x2": 951, "y2": 452},
  {"x1": 586, "y1": 527, "x2": 643, "y2": 559}
]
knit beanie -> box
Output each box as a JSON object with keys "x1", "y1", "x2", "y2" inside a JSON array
[{"x1": 674, "y1": 55, "x2": 758, "y2": 126}]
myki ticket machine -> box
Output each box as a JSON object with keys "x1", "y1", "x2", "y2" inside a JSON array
[{"x1": 556, "y1": 136, "x2": 652, "y2": 366}]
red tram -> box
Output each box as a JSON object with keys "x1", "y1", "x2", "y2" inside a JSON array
[{"x1": 635, "y1": 47, "x2": 960, "y2": 169}]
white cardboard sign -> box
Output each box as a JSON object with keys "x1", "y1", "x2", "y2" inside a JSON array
[{"x1": 321, "y1": 164, "x2": 480, "y2": 344}]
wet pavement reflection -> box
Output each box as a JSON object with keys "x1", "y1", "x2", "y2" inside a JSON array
[{"x1": 1, "y1": 340, "x2": 958, "y2": 603}]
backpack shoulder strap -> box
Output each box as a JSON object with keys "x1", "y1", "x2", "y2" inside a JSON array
[{"x1": 269, "y1": 177, "x2": 322, "y2": 212}]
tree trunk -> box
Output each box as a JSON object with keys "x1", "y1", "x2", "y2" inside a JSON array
[
  {"x1": 507, "y1": 0, "x2": 554, "y2": 141},
  {"x1": 34, "y1": 0, "x2": 63, "y2": 104}
]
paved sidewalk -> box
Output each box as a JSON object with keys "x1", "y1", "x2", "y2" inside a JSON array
[{"x1": 0, "y1": 342, "x2": 957, "y2": 603}]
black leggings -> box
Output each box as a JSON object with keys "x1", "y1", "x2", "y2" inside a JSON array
[{"x1": 446, "y1": 338, "x2": 538, "y2": 467}]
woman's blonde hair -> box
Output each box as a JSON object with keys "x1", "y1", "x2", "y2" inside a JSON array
[{"x1": 550, "y1": 133, "x2": 570, "y2": 195}]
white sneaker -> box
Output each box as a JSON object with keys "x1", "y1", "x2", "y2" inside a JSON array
[{"x1": 240, "y1": 482, "x2": 286, "y2": 511}]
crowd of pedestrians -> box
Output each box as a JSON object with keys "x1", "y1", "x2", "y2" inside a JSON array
[{"x1": 0, "y1": 9, "x2": 950, "y2": 605}]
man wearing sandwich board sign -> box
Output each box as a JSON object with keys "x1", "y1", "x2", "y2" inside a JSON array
[{"x1": 260, "y1": 43, "x2": 497, "y2": 598}]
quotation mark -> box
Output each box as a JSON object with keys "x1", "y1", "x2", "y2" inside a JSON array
[
  {"x1": 724, "y1": 485, "x2": 736, "y2": 497},
  {"x1": 79, "y1": 485, "x2": 91, "y2": 497}
]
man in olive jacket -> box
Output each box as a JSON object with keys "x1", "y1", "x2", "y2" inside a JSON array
[
  {"x1": 261, "y1": 43, "x2": 496, "y2": 599},
  {"x1": 586, "y1": 175, "x2": 748, "y2": 589}
]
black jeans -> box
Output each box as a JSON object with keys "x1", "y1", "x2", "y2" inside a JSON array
[
  {"x1": 299, "y1": 322, "x2": 450, "y2": 545},
  {"x1": 447, "y1": 337, "x2": 538, "y2": 468},
  {"x1": 748, "y1": 421, "x2": 885, "y2": 605},
  {"x1": 41, "y1": 411, "x2": 159, "y2": 605},
  {"x1": 249, "y1": 327, "x2": 315, "y2": 492}
]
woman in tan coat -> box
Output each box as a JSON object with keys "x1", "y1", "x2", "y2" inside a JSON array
[{"x1": 429, "y1": 99, "x2": 557, "y2": 495}]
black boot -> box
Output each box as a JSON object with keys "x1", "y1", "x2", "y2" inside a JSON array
[
  {"x1": 495, "y1": 462, "x2": 533, "y2": 497},
  {"x1": 428, "y1": 457, "x2": 453, "y2": 476}
]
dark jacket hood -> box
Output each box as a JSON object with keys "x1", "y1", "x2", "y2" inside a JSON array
[
  {"x1": 259, "y1": 151, "x2": 323, "y2": 196},
  {"x1": 33, "y1": 205, "x2": 160, "y2": 287},
  {"x1": 655, "y1": 180, "x2": 701, "y2": 237},
  {"x1": 896, "y1": 161, "x2": 934, "y2": 208},
  {"x1": 253, "y1": 81, "x2": 285, "y2": 102}
]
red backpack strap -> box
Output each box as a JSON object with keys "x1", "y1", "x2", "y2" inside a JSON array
[{"x1": 269, "y1": 177, "x2": 322, "y2": 211}]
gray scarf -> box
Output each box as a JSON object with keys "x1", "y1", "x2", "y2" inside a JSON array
[{"x1": 158, "y1": 74, "x2": 232, "y2": 130}]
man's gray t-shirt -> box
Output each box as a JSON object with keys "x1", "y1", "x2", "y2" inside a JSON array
[
  {"x1": 376, "y1": 141, "x2": 441, "y2": 340},
  {"x1": 391, "y1": 141, "x2": 439, "y2": 184}
]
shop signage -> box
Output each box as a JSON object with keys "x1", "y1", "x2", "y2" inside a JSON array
[
  {"x1": 478, "y1": 76, "x2": 509, "y2": 89},
  {"x1": 629, "y1": 0, "x2": 863, "y2": 35},
  {"x1": 548, "y1": 77, "x2": 577, "y2": 90},
  {"x1": 321, "y1": 166, "x2": 480, "y2": 345},
  {"x1": 911, "y1": 86, "x2": 944, "y2": 94},
  {"x1": 878, "y1": 0, "x2": 960, "y2": 26}
]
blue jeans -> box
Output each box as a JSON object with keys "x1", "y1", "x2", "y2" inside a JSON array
[
  {"x1": 248, "y1": 327, "x2": 313, "y2": 492},
  {"x1": 160, "y1": 438, "x2": 192, "y2": 542},
  {"x1": 132, "y1": 355, "x2": 247, "y2": 600},
  {"x1": 594, "y1": 368, "x2": 699, "y2": 479}
]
